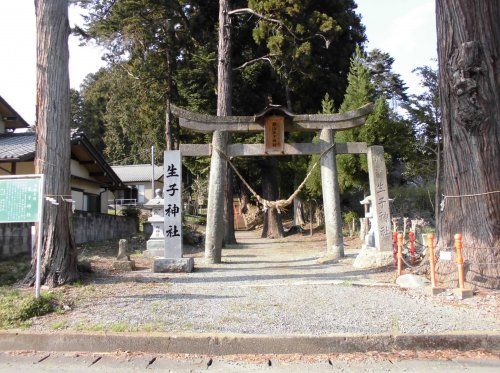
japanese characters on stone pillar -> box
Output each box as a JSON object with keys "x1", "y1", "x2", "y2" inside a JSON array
[
  {"x1": 163, "y1": 150, "x2": 183, "y2": 258},
  {"x1": 367, "y1": 146, "x2": 392, "y2": 251}
]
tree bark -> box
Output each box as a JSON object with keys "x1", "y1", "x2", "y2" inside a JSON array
[
  {"x1": 205, "y1": 0, "x2": 233, "y2": 263},
  {"x1": 293, "y1": 196, "x2": 305, "y2": 226},
  {"x1": 24, "y1": 0, "x2": 78, "y2": 286},
  {"x1": 261, "y1": 158, "x2": 285, "y2": 239},
  {"x1": 223, "y1": 162, "x2": 237, "y2": 244},
  {"x1": 434, "y1": 122, "x2": 441, "y2": 226},
  {"x1": 436, "y1": 0, "x2": 500, "y2": 289}
]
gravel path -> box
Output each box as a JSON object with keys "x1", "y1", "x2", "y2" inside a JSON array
[{"x1": 32, "y1": 231, "x2": 499, "y2": 335}]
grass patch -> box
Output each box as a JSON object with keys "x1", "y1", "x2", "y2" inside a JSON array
[
  {"x1": 0, "y1": 255, "x2": 31, "y2": 286},
  {"x1": 75, "y1": 322, "x2": 105, "y2": 332},
  {"x1": 0, "y1": 288, "x2": 60, "y2": 329},
  {"x1": 109, "y1": 322, "x2": 135, "y2": 332},
  {"x1": 50, "y1": 320, "x2": 67, "y2": 330},
  {"x1": 184, "y1": 214, "x2": 207, "y2": 225}
]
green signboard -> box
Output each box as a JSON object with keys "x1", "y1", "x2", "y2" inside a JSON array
[{"x1": 0, "y1": 177, "x2": 42, "y2": 223}]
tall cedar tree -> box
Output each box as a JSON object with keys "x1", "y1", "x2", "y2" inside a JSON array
[
  {"x1": 405, "y1": 66, "x2": 442, "y2": 225},
  {"x1": 24, "y1": 0, "x2": 79, "y2": 286},
  {"x1": 335, "y1": 47, "x2": 414, "y2": 192},
  {"x1": 436, "y1": 0, "x2": 499, "y2": 289}
]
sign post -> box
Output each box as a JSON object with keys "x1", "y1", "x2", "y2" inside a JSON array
[
  {"x1": 34, "y1": 174, "x2": 44, "y2": 298},
  {"x1": 0, "y1": 174, "x2": 44, "y2": 298},
  {"x1": 151, "y1": 151, "x2": 193, "y2": 272},
  {"x1": 163, "y1": 150, "x2": 183, "y2": 257}
]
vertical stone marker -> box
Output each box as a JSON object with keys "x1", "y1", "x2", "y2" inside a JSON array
[
  {"x1": 367, "y1": 146, "x2": 392, "y2": 252},
  {"x1": 163, "y1": 150, "x2": 183, "y2": 257},
  {"x1": 353, "y1": 146, "x2": 393, "y2": 269},
  {"x1": 152, "y1": 150, "x2": 193, "y2": 273}
]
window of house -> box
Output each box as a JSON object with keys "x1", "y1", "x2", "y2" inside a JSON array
[
  {"x1": 83, "y1": 193, "x2": 101, "y2": 213},
  {"x1": 137, "y1": 184, "x2": 145, "y2": 203}
]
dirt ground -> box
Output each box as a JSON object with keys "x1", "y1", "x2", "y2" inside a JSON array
[{"x1": 3, "y1": 224, "x2": 493, "y2": 335}]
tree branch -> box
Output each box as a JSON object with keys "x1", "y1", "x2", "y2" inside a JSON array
[
  {"x1": 228, "y1": 8, "x2": 283, "y2": 26},
  {"x1": 234, "y1": 54, "x2": 276, "y2": 71},
  {"x1": 228, "y1": 8, "x2": 330, "y2": 49}
]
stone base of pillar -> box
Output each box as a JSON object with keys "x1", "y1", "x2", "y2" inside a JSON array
[
  {"x1": 113, "y1": 259, "x2": 135, "y2": 271},
  {"x1": 153, "y1": 257, "x2": 194, "y2": 273},
  {"x1": 353, "y1": 245, "x2": 393, "y2": 269},
  {"x1": 143, "y1": 240, "x2": 165, "y2": 258},
  {"x1": 328, "y1": 244, "x2": 344, "y2": 259},
  {"x1": 316, "y1": 252, "x2": 339, "y2": 265},
  {"x1": 453, "y1": 288, "x2": 473, "y2": 300},
  {"x1": 429, "y1": 286, "x2": 446, "y2": 296}
]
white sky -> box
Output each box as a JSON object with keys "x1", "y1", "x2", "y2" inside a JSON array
[{"x1": 0, "y1": 0, "x2": 437, "y2": 126}]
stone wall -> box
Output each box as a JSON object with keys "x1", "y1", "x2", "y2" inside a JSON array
[
  {"x1": 0, "y1": 212, "x2": 137, "y2": 258},
  {"x1": 72, "y1": 211, "x2": 137, "y2": 244},
  {"x1": 0, "y1": 223, "x2": 33, "y2": 258}
]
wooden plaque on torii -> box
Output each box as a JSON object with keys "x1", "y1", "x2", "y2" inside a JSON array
[{"x1": 264, "y1": 116, "x2": 284, "y2": 154}]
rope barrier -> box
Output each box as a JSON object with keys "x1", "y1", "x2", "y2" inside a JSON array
[
  {"x1": 212, "y1": 143, "x2": 337, "y2": 212},
  {"x1": 440, "y1": 190, "x2": 500, "y2": 211},
  {"x1": 442, "y1": 190, "x2": 500, "y2": 198}
]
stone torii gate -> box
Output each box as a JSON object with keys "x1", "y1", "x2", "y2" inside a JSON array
[{"x1": 171, "y1": 103, "x2": 393, "y2": 266}]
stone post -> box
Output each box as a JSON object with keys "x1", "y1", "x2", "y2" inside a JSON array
[
  {"x1": 151, "y1": 150, "x2": 193, "y2": 273},
  {"x1": 117, "y1": 239, "x2": 128, "y2": 260},
  {"x1": 113, "y1": 238, "x2": 135, "y2": 271},
  {"x1": 204, "y1": 131, "x2": 228, "y2": 263},
  {"x1": 319, "y1": 129, "x2": 344, "y2": 258},
  {"x1": 366, "y1": 146, "x2": 392, "y2": 251}
]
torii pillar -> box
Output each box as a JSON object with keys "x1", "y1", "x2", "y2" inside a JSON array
[{"x1": 320, "y1": 129, "x2": 344, "y2": 258}]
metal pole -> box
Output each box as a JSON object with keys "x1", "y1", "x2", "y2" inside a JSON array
[
  {"x1": 309, "y1": 200, "x2": 313, "y2": 236},
  {"x1": 427, "y1": 233, "x2": 437, "y2": 288},
  {"x1": 151, "y1": 145, "x2": 155, "y2": 197},
  {"x1": 35, "y1": 174, "x2": 45, "y2": 299}
]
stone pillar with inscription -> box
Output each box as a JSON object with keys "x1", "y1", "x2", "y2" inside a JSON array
[
  {"x1": 152, "y1": 150, "x2": 194, "y2": 273},
  {"x1": 353, "y1": 146, "x2": 393, "y2": 268}
]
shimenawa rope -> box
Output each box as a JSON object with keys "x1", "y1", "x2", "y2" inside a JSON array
[{"x1": 212, "y1": 143, "x2": 337, "y2": 212}]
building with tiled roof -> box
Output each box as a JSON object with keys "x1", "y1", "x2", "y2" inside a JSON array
[
  {"x1": 0, "y1": 95, "x2": 125, "y2": 214},
  {"x1": 111, "y1": 164, "x2": 164, "y2": 205}
]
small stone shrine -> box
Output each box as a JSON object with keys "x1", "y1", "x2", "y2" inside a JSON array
[{"x1": 143, "y1": 189, "x2": 166, "y2": 258}]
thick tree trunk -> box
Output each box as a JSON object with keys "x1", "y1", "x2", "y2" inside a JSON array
[
  {"x1": 436, "y1": 0, "x2": 500, "y2": 289},
  {"x1": 223, "y1": 164, "x2": 237, "y2": 244},
  {"x1": 293, "y1": 197, "x2": 305, "y2": 226},
  {"x1": 205, "y1": 0, "x2": 233, "y2": 263},
  {"x1": 24, "y1": 0, "x2": 78, "y2": 286},
  {"x1": 291, "y1": 168, "x2": 305, "y2": 226},
  {"x1": 434, "y1": 125, "x2": 441, "y2": 226},
  {"x1": 164, "y1": 44, "x2": 172, "y2": 151},
  {"x1": 165, "y1": 98, "x2": 172, "y2": 151},
  {"x1": 261, "y1": 159, "x2": 285, "y2": 239}
]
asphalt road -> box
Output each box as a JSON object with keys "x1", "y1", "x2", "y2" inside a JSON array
[{"x1": 1, "y1": 352, "x2": 499, "y2": 372}]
